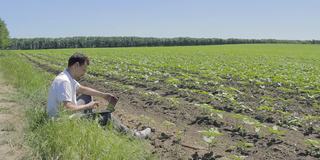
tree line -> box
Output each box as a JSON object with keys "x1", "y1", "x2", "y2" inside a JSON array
[
  {"x1": 8, "y1": 37, "x2": 320, "y2": 50},
  {"x1": 1, "y1": 18, "x2": 319, "y2": 50}
]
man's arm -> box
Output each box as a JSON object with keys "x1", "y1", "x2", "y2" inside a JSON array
[
  {"x1": 63, "y1": 101, "x2": 98, "y2": 112},
  {"x1": 77, "y1": 85, "x2": 116, "y2": 100}
]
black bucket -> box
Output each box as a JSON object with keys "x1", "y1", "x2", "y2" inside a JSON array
[{"x1": 82, "y1": 110, "x2": 111, "y2": 126}]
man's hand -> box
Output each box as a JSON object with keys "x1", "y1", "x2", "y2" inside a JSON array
[
  {"x1": 103, "y1": 93, "x2": 118, "y2": 102},
  {"x1": 78, "y1": 85, "x2": 119, "y2": 104},
  {"x1": 64, "y1": 101, "x2": 99, "y2": 111},
  {"x1": 88, "y1": 101, "x2": 100, "y2": 109}
]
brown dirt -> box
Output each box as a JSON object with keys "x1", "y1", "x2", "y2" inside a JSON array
[
  {"x1": 0, "y1": 73, "x2": 29, "y2": 160},
  {"x1": 84, "y1": 79, "x2": 318, "y2": 160}
]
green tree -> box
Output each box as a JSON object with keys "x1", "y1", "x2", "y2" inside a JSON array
[{"x1": 0, "y1": 18, "x2": 10, "y2": 49}]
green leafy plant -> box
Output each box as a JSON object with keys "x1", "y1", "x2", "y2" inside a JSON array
[{"x1": 198, "y1": 127, "x2": 223, "y2": 150}]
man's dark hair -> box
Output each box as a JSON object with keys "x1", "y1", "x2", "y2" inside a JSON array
[{"x1": 68, "y1": 53, "x2": 90, "y2": 67}]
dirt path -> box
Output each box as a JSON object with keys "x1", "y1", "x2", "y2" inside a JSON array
[{"x1": 0, "y1": 73, "x2": 28, "y2": 160}]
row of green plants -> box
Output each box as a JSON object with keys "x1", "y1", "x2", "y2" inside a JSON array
[{"x1": 20, "y1": 45, "x2": 320, "y2": 135}]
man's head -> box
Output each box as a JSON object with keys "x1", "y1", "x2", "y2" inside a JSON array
[{"x1": 68, "y1": 53, "x2": 90, "y2": 79}]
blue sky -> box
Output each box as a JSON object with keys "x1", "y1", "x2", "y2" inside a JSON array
[{"x1": 1, "y1": 0, "x2": 319, "y2": 40}]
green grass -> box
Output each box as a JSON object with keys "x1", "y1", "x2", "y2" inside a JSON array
[{"x1": 0, "y1": 52, "x2": 154, "y2": 160}]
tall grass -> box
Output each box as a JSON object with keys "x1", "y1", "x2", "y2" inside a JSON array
[{"x1": 0, "y1": 51, "x2": 154, "y2": 160}]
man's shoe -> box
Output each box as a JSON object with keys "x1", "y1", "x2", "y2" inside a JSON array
[{"x1": 134, "y1": 128, "x2": 151, "y2": 139}]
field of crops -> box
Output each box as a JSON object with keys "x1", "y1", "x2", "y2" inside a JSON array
[{"x1": 5, "y1": 44, "x2": 320, "y2": 159}]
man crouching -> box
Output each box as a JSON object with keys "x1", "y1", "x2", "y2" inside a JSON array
[{"x1": 47, "y1": 53, "x2": 150, "y2": 138}]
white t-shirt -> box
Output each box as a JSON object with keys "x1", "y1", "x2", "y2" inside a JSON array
[{"x1": 47, "y1": 69, "x2": 80, "y2": 117}]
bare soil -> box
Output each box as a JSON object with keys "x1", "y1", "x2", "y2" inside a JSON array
[{"x1": 0, "y1": 73, "x2": 28, "y2": 160}]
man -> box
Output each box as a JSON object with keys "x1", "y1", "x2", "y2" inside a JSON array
[
  {"x1": 47, "y1": 53, "x2": 112, "y2": 117},
  {"x1": 47, "y1": 53, "x2": 150, "y2": 138}
]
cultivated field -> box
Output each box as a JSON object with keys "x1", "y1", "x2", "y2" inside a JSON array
[{"x1": 2, "y1": 44, "x2": 320, "y2": 159}]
